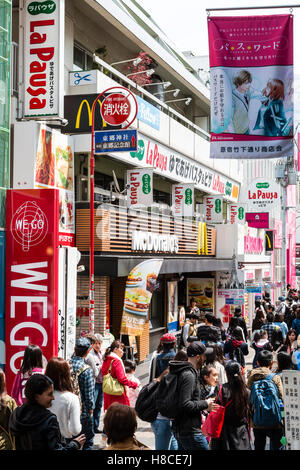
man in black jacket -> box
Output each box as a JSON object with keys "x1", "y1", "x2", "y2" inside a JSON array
[
  {"x1": 197, "y1": 313, "x2": 222, "y2": 344},
  {"x1": 169, "y1": 341, "x2": 219, "y2": 450},
  {"x1": 228, "y1": 306, "x2": 248, "y2": 340}
]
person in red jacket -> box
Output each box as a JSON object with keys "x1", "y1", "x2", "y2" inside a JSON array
[{"x1": 101, "y1": 340, "x2": 138, "y2": 411}]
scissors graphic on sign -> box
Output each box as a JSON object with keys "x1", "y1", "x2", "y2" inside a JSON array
[{"x1": 73, "y1": 72, "x2": 92, "y2": 86}]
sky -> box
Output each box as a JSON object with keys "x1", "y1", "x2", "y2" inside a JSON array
[{"x1": 137, "y1": 0, "x2": 300, "y2": 73}]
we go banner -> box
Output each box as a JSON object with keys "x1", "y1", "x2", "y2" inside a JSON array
[{"x1": 208, "y1": 14, "x2": 294, "y2": 159}]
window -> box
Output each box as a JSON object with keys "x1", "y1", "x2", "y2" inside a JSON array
[{"x1": 73, "y1": 43, "x2": 93, "y2": 71}]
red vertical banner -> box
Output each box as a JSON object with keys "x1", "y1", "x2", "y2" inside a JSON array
[{"x1": 5, "y1": 189, "x2": 59, "y2": 393}]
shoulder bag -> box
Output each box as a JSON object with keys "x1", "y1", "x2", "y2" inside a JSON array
[
  {"x1": 102, "y1": 359, "x2": 124, "y2": 396},
  {"x1": 201, "y1": 385, "x2": 232, "y2": 439}
]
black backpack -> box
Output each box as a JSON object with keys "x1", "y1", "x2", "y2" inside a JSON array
[
  {"x1": 156, "y1": 372, "x2": 180, "y2": 420},
  {"x1": 135, "y1": 380, "x2": 159, "y2": 422}
]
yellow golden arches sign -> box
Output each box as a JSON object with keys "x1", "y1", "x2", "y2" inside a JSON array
[
  {"x1": 75, "y1": 98, "x2": 107, "y2": 129},
  {"x1": 197, "y1": 222, "x2": 208, "y2": 255}
]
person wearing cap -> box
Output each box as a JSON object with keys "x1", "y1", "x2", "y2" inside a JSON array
[
  {"x1": 71, "y1": 336, "x2": 95, "y2": 450},
  {"x1": 85, "y1": 333, "x2": 104, "y2": 434},
  {"x1": 150, "y1": 333, "x2": 178, "y2": 451},
  {"x1": 168, "y1": 341, "x2": 219, "y2": 450}
]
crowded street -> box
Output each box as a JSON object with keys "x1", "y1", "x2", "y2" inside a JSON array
[{"x1": 0, "y1": 0, "x2": 300, "y2": 460}]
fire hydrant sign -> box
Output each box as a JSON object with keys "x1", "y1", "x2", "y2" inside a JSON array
[
  {"x1": 101, "y1": 93, "x2": 131, "y2": 126},
  {"x1": 23, "y1": 0, "x2": 64, "y2": 118},
  {"x1": 126, "y1": 169, "x2": 153, "y2": 208},
  {"x1": 5, "y1": 189, "x2": 59, "y2": 394}
]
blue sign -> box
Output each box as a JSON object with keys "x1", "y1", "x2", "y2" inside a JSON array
[
  {"x1": 246, "y1": 286, "x2": 262, "y2": 294},
  {"x1": 136, "y1": 95, "x2": 160, "y2": 130},
  {"x1": 225, "y1": 298, "x2": 244, "y2": 305},
  {"x1": 94, "y1": 129, "x2": 138, "y2": 153}
]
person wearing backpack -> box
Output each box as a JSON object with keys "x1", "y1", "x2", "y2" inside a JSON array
[
  {"x1": 247, "y1": 350, "x2": 284, "y2": 450},
  {"x1": 167, "y1": 341, "x2": 219, "y2": 450},
  {"x1": 70, "y1": 337, "x2": 95, "y2": 450},
  {"x1": 224, "y1": 328, "x2": 249, "y2": 369},
  {"x1": 149, "y1": 333, "x2": 177, "y2": 380},
  {"x1": 179, "y1": 312, "x2": 199, "y2": 349},
  {"x1": 228, "y1": 306, "x2": 248, "y2": 341}
]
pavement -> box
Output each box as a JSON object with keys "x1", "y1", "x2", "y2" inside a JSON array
[{"x1": 93, "y1": 345, "x2": 256, "y2": 450}]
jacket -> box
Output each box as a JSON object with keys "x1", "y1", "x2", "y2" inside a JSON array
[
  {"x1": 104, "y1": 437, "x2": 150, "y2": 450},
  {"x1": 11, "y1": 368, "x2": 44, "y2": 406},
  {"x1": 154, "y1": 349, "x2": 176, "y2": 378},
  {"x1": 229, "y1": 316, "x2": 248, "y2": 340},
  {"x1": 232, "y1": 89, "x2": 250, "y2": 134},
  {"x1": 247, "y1": 366, "x2": 284, "y2": 429},
  {"x1": 0, "y1": 395, "x2": 17, "y2": 450},
  {"x1": 168, "y1": 360, "x2": 208, "y2": 434},
  {"x1": 291, "y1": 318, "x2": 300, "y2": 336},
  {"x1": 71, "y1": 356, "x2": 94, "y2": 417},
  {"x1": 197, "y1": 324, "x2": 221, "y2": 343},
  {"x1": 224, "y1": 339, "x2": 249, "y2": 367},
  {"x1": 9, "y1": 403, "x2": 80, "y2": 450},
  {"x1": 251, "y1": 339, "x2": 272, "y2": 368},
  {"x1": 101, "y1": 355, "x2": 138, "y2": 411}
]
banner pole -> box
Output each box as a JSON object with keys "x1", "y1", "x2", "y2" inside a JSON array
[{"x1": 206, "y1": 5, "x2": 298, "y2": 12}]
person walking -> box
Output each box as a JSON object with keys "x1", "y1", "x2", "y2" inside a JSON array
[
  {"x1": 168, "y1": 341, "x2": 219, "y2": 451},
  {"x1": 251, "y1": 309, "x2": 266, "y2": 338},
  {"x1": 228, "y1": 307, "x2": 248, "y2": 341},
  {"x1": 45, "y1": 357, "x2": 81, "y2": 442},
  {"x1": 197, "y1": 313, "x2": 222, "y2": 344},
  {"x1": 247, "y1": 350, "x2": 284, "y2": 450},
  {"x1": 179, "y1": 311, "x2": 199, "y2": 349},
  {"x1": 70, "y1": 337, "x2": 95, "y2": 450},
  {"x1": 9, "y1": 374, "x2": 85, "y2": 450},
  {"x1": 101, "y1": 340, "x2": 139, "y2": 411},
  {"x1": 85, "y1": 333, "x2": 104, "y2": 434},
  {"x1": 291, "y1": 307, "x2": 300, "y2": 336},
  {"x1": 224, "y1": 328, "x2": 249, "y2": 370},
  {"x1": 281, "y1": 329, "x2": 299, "y2": 356},
  {"x1": 150, "y1": 333, "x2": 178, "y2": 451},
  {"x1": 251, "y1": 330, "x2": 272, "y2": 369},
  {"x1": 0, "y1": 368, "x2": 17, "y2": 450},
  {"x1": 275, "y1": 351, "x2": 296, "y2": 380},
  {"x1": 204, "y1": 342, "x2": 227, "y2": 384},
  {"x1": 261, "y1": 312, "x2": 280, "y2": 342},
  {"x1": 274, "y1": 313, "x2": 288, "y2": 340},
  {"x1": 210, "y1": 361, "x2": 251, "y2": 450},
  {"x1": 124, "y1": 360, "x2": 141, "y2": 408},
  {"x1": 11, "y1": 344, "x2": 44, "y2": 406}
]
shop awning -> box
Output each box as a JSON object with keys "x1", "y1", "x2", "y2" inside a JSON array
[{"x1": 79, "y1": 254, "x2": 234, "y2": 277}]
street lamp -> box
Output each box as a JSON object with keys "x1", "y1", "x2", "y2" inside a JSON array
[
  {"x1": 126, "y1": 68, "x2": 155, "y2": 78},
  {"x1": 165, "y1": 97, "x2": 192, "y2": 106},
  {"x1": 142, "y1": 81, "x2": 171, "y2": 89},
  {"x1": 110, "y1": 57, "x2": 142, "y2": 67},
  {"x1": 154, "y1": 88, "x2": 180, "y2": 97}
]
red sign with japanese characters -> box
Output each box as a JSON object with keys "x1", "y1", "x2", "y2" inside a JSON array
[
  {"x1": 208, "y1": 14, "x2": 294, "y2": 160},
  {"x1": 5, "y1": 189, "x2": 59, "y2": 393},
  {"x1": 101, "y1": 93, "x2": 131, "y2": 126}
]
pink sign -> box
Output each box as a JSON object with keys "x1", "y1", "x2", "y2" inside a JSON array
[
  {"x1": 208, "y1": 14, "x2": 294, "y2": 159},
  {"x1": 244, "y1": 235, "x2": 264, "y2": 254},
  {"x1": 274, "y1": 219, "x2": 283, "y2": 248},
  {"x1": 246, "y1": 212, "x2": 269, "y2": 229}
]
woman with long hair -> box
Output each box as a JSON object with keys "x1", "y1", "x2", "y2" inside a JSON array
[
  {"x1": 275, "y1": 352, "x2": 296, "y2": 380},
  {"x1": 11, "y1": 344, "x2": 44, "y2": 406},
  {"x1": 210, "y1": 361, "x2": 251, "y2": 450},
  {"x1": 0, "y1": 368, "x2": 17, "y2": 450},
  {"x1": 282, "y1": 329, "x2": 298, "y2": 355},
  {"x1": 251, "y1": 309, "x2": 266, "y2": 337},
  {"x1": 45, "y1": 357, "x2": 81, "y2": 441},
  {"x1": 101, "y1": 340, "x2": 138, "y2": 411}
]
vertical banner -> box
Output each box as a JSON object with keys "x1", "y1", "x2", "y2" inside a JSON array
[
  {"x1": 23, "y1": 0, "x2": 64, "y2": 118},
  {"x1": 5, "y1": 189, "x2": 59, "y2": 393},
  {"x1": 204, "y1": 195, "x2": 223, "y2": 223},
  {"x1": 126, "y1": 168, "x2": 153, "y2": 208},
  {"x1": 208, "y1": 14, "x2": 294, "y2": 159},
  {"x1": 171, "y1": 184, "x2": 194, "y2": 217},
  {"x1": 228, "y1": 203, "x2": 245, "y2": 224},
  {"x1": 120, "y1": 259, "x2": 163, "y2": 336},
  {"x1": 167, "y1": 281, "x2": 178, "y2": 332},
  {"x1": 0, "y1": 232, "x2": 5, "y2": 369}
]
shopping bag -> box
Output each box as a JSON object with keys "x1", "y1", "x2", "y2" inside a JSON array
[{"x1": 201, "y1": 386, "x2": 231, "y2": 439}]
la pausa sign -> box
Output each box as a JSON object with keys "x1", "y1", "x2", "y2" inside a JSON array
[{"x1": 246, "y1": 179, "x2": 280, "y2": 209}]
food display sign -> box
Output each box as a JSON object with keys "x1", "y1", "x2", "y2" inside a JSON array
[
  {"x1": 167, "y1": 281, "x2": 178, "y2": 332},
  {"x1": 187, "y1": 278, "x2": 214, "y2": 313},
  {"x1": 120, "y1": 259, "x2": 163, "y2": 336}
]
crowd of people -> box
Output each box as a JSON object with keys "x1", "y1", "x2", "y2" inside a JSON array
[{"x1": 0, "y1": 288, "x2": 299, "y2": 451}]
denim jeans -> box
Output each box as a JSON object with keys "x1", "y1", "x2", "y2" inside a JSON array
[
  {"x1": 80, "y1": 414, "x2": 95, "y2": 450},
  {"x1": 151, "y1": 418, "x2": 178, "y2": 450},
  {"x1": 175, "y1": 432, "x2": 210, "y2": 451},
  {"x1": 253, "y1": 427, "x2": 284, "y2": 450},
  {"x1": 93, "y1": 382, "x2": 103, "y2": 431}
]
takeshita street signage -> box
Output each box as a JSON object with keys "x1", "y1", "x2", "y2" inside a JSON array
[{"x1": 110, "y1": 133, "x2": 240, "y2": 202}]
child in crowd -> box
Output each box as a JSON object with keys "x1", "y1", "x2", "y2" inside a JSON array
[
  {"x1": 251, "y1": 330, "x2": 272, "y2": 369},
  {"x1": 124, "y1": 360, "x2": 142, "y2": 408}
]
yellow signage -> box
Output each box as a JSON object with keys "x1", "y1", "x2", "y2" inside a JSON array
[
  {"x1": 197, "y1": 222, "x2": 208, "y2": 255},
  {"x1": 75, "y1": 98, "x2": 107, "y2": 129}
]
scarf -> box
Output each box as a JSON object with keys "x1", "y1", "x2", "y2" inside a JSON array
[{"x1": 109, "y1": 352, "x2": 126, "y2": 374}]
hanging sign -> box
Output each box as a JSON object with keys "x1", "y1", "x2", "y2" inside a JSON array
[
  {"x1": 228, "y1": 203, "x2": 246, "y2": 224},
  {"x1": 246, "y1": 212, "x2": 269, "y2": 229},
  {"x1": 120, "y1": 259, "x2": 163, "y2": 336},
  {"x1": 208, "y1": 14, "x2": 294, "y2": 159},
  {"x1": 204, "y1": 196, "x2": 223, "y2": 223},
  {"x1": 171, "y1": 184, "x2": 194, "y2": 217},
  {"x1": 23, "y1": 0, "x2": 64, "y2": 118},
  {"x1": 242, "y1": 178, "x2": 280, "y2": 210},
  {"x1": 126, "y1": 169, "x2": 153, "y2": 208}
]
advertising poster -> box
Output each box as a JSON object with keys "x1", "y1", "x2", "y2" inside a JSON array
[
  {"x1": 167, "y1": 281, "x2": 178, "y2": 332},
  {"x1": 5, "y1": 189, "x2": 59, "y2": 393},
  {"x1": 120, "y1": 259, "x2": 163, "y2": 336},
  {"x1": 216, "y1": 272, "x2": 245, "y2": 326},
  {"x1": 126, "y1": 168, "x2": 153, "y2": 208},
  {"x1": 187, "y1": 278, "x2": 214, "y2": 313},
  {"x1": 208, "y1": 14, "x2": 294, "y2": 159},
  {"x1": 171, "y1": 184, "x2": 194, "y2": 217},
  {"x1": 282, "y1": 370, "x2": 300, "y2": 450}
]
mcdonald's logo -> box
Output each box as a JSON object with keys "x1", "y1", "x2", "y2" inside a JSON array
[
  {"x1": 265, "y1": 230, "x2": 274, "y2": 252},
  {"x1": 197, "y1": 222, "x2": 208, "y2": 255},
  {"x1": 63, "y1": 94, "x2": 120, "y2": 134}
]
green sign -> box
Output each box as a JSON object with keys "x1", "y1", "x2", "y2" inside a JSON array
[
  {"x1": 185, "y1": 188, "x2": 193, "y2": 205},
  {"x1": 130, "y1": 139, "x2": 145, "y2": 161},
  {"x1": 28, "y1": 1, "x2": 56, "y2": 15},
  {"x1": 215, "y1": 198, "x2": 222, "y2": 214},
  {"x1": 256, "y1": 182, "x2": 269, "y2": 189},
  {"x1": 225, "y1": 181, "x2": 232, "y2": 197},
  {"x1": 238, "y1": 206, "x2": 244, "y2": 220},
  {"x1": 142, "y1": 174, "x2": 151, "y2": 194}
]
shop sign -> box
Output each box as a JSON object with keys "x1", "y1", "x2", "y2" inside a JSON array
[
  {"x1": 171, "y1": 184, "x2": 194, "y2": 217},
  {"x1": 246, "y1": 212, "x2": 269, "y2": 229},
  {"x1": 94, "y1": 129, "x2": 137, "y2": 153},
  {"x1": 204, "y1": 196, "x2": 223, "y2": 223},
  {"x1": 274, "y1": 219, "x2": 283, "y2": 248},
  {"x1": 5, "y1": 189, "x2": 59, "y2": 393},
  {"x1": 126, "y1": 134, "x2": 240, "y2": 202},
  {"x1": 243, "y1": 178, "x2": 280, "y2": 210},
  {"x1": 23, "y1": 0, "x2": 64, "y2": 118},
  {"x1": 265, "y1": 230, "x2": 274, "y2": 252},
  {"x1": 228, "y1": 204, "x2": 245, "y2": 224},
  {"x1": 136, "y1": 95, "x2": 160, "y2": 130},
  {"x1": 244, "y1": 228, "x2": 264, "y2": 255},
  {"x1": 126, "y1": 169, "x2": 153, "y2": 208},
  {"x1": 245, "y1": 270, "x2": 255, "y2": 281},
  {"x1": 121, "y1": 259, "x2": 163, "y2": 336},
  {"x1": 131, "y1": 230, "x2": 179, "y2": 253},
  {"x1": 69, "y1": 70, "x2": 97, "y2": 87}
]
